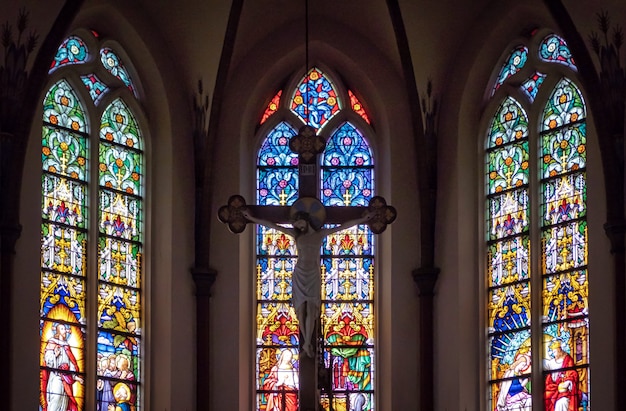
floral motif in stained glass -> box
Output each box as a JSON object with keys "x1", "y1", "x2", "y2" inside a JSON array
[
  {"x1": 257, "y1": 122, "x2": 299, "y2": 206},
  {"x1": 100, "y1": 47, "x2": 136, "y2": 94},
  {"x1": 290, "y1": 67, "x2": 340, "y2": 130},
  {"x1": 261, "y1": 90, "x2": 282, "y2": 124},
  {"x1": 492, "y1": 46, "x2": 528, "y2": 94},
  {"x1": 348, "y1": 90, "x2": 371, "y2": 124},
  {"x1": 43, "y1": 80, "x2": 88, "y2": 132},
  {"x1": 542, "y1": 78, "x2": 586, "y2": 131},
  {"x1": 322, "y1": 122, "x2": 373, "y2": 206},
  {"x1": 50, "y1": 35, "x2": 88, "y2": 72},
  {"x1": 539, "y1": 34, "x2": 577, "y2": 70}
]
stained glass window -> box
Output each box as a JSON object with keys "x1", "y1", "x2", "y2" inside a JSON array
[
  {"x1": 256, "y1": 71, "x2": 375, "y2": 411},
  {"x1": 290, "y1": 67, "x2": 340, "y2": 130},
  {"x1": 261, "y1": 90, "x2": 282, "y2": 124},
  {"x1": 50, "y1": 35, "x2": 89, "y2": 72},
  {"x1": 486, "y1": 32, "x2": 589, "y2": 411},
  {"x1": 348, "y1": 90, "x2": 371, "y2": 124},
  {"x1": 492, "y1": 45, "x2": 528, "y2": 95},
  {"x1": 520, "y1": 72, "x2": 546, "y2": 102},
  {"x1": 81, "y1": 73, "x2": 109, "y2": 102},
  {"x1": 320, "y1": 122, "x2": 375, "y2": 410},
  {"x1": 539, "y1": 34, "x2": 577, "y2": 70},
  {"x1": 41, "y1": 33, "x2": 144, "y2": 411},
  {"x1": 100, "y1": 48, "x2": 137, "y2": 95}
]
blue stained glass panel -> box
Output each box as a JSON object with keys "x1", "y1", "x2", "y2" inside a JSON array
[
  {"x1": 290, "y1": 67, "x2": 340, "y2": 129},
  {"x1": 258, "y1": 122, "x2": 299, "y2": 166},
  {"x1": 492, "y1": 46, "x2": 528, "y2": 94},
  {"x1": 322, "y1": 168, "x2": 373, "y2": 206},
  {"x1": 81, "y1": 73, "x2": 108, "y2": 102},
  {"x1": 323, "y1": 123, "x2": 372, "y2": 167},
  {"x1": 50, "y1": 36, "x2": 88, "y2": 72},
  {"x1": 100, "y1": 48, "x2": 136, "y2": 94},
  {"x1": 488, "y1": 283, "x2": 531, "y2": 334},
  {"x1": 539, "y1": 34, "x2": 577, "y2": 70},
  {"x1": 521, "y1": 71, "x2": 547, "y2": 102},
  {"x1": 257, "y1": 168, "x2": 299, "y2": 206}
]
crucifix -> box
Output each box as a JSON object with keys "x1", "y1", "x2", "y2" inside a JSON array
[{"x1": 218, "y1": 124, "x2": 396, "y2": 411}]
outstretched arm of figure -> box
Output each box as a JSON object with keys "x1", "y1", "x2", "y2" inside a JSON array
[
  {"x1": 320, "y1": 210, "x2": 374, "y2": 236},
  {"x1": 242, "y1": 209, "x2": 293, "y2": 235}
]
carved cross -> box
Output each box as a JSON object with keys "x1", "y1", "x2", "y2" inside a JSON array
[{"x1": 218, "y1": 124, "x2": 396, "y2": 411}]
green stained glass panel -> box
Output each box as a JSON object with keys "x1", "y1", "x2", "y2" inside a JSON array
[
  {"x1": 487, "y1": 97, "x2": 528, "y2": 148},
  {"x1": 323, "y1": 347, "x2": 374, "y2": 392},
  {"x1": 542, "y1": 220, "x2": 587, "y2": 274},
  {"x1": 43, "y1": 80, "x2": 87, "y2": 132},
  {"x1": 542, "y1": 78, "x2": 586, "y2": 131},
  {"x1": 98, "y1": 189, "x2": 142, "y2": 242},
  {"x1": 100, "y1": 98, "x2": 142, "y2": 149},
  {"x1": 42, "y1": 126, "x2": 88, "y2": 180},
  {"x1": 542, "y1": 173, "x2": 586, "y2": 226},
  {"x1": 487, "y1": 142, "x2": 529, "y2": 194},
  {"x1": 488, "y1": 236, "x2": 530, "y2": 287},
  {"x1": 541, "y1": 124, "x2": 586, "y2": 178},
  {"x1": 42, "y1": 174, "x2": 87, "y2": 229},
  {"x1": 99, "y1": 141, "x2": 142, "y2": 195},
  {"x1": 41, "y1": 223, "x2": 87, "y2": 275},
  {"x1": 487, "y1": 189, "x2": 529, "y2": 240},
  {"x1": 99, "y1": 236, "x2": 141, "y2": 287}
]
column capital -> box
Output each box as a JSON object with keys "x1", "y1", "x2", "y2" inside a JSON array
[
  {"x1": 412, "y1": 266, "x2": 440, "y2": 297},
  {"x1": 0, "y1": 223, "x2": 22, "y2": 254},
  {"x1": 604, "y1": 220, "x2": 626, "y2": 254},
  {"x1": 191, "y1": 267, "x2": 217, "y2": 297}
]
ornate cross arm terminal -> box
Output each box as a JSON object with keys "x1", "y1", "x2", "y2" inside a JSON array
[
  {"x1": 366, "y1": 196, "x2": 397, "y2": 233},
  {"x1": 217, "y1": 194, "x2": 249, "y2": 233}
]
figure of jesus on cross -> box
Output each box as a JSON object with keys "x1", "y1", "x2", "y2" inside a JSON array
[
  {"x1": 243, "y1": 200, "x2": 374, "y2": 358},
  {"x1": 218, "y1": 124, "x2": 396, "y2": 411}
]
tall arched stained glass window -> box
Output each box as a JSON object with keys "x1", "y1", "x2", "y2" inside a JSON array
[
  {"x1": 255, "y1": 67, "x2": 375, "y2": 411},
  {"x1": 485, "y1": 32, "x2": 590, "y2": 411},
  {"x1": 40, "y1": 32, "x2": 144, "y2": 411}
]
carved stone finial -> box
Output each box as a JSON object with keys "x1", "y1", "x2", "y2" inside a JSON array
[{"x1": 0, "y1": 8, "x2": 39, "y2": 134}]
